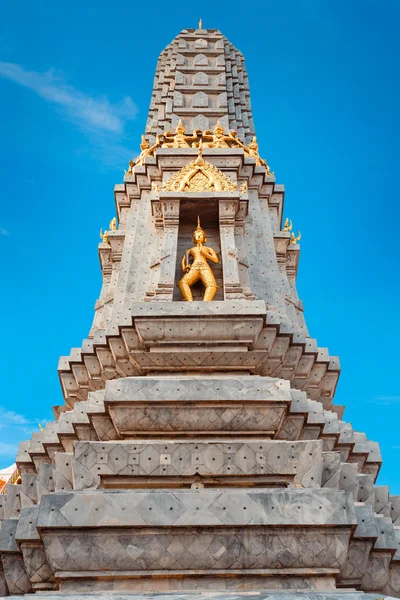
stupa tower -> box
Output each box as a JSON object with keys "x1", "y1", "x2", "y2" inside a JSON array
[{"x1": 0, "y1": 25, "x2": 399, "y2": 600}]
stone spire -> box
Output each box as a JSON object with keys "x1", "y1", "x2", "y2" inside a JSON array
[
  {"x1": 0, "y1": 26, "x2": 399, "y2": 600},
  {"x1": 146, "y1": 27, "x2": 255, "y2": 142}
]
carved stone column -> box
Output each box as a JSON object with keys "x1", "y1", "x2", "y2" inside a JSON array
[
  {"x1": 148, "y1": 193, "x2": 180, "y2": 301},
  {"x1": 219, "y1": 194, "x2": 244, "y2": 299}
]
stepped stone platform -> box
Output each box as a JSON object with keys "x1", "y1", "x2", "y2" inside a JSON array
[
  {"x1": 1, "y1": 25, "x2": 399, "y2": 600},
  {"x1": 4, "y1": 592, "x2": 398, "y2": 599}
]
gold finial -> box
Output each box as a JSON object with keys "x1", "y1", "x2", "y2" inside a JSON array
[
  {"x1": 100, "y1": 228, "x2": 110, "y2": 244},
  {"x1": 109, "y1": 217, "x2": 117, "y2": 231},
  {"x1": 283, "y1": 218, "x2": 292, "y2": 232},
  {"x1": 214, "y1": 120, "x2": 224, "y2": 135},
  {"x1": 193, "y1": 215, "x2": 207, "y2": 242},
  {"x1": 176, "y1": 119, "x2": 185, "y2": 134},
  {"x1": 199, "y1": 17, "x2": 203, "y2": 29},
  {"x1": 291, "y1": 231, "x2": 301, "y2": 245},
  {"x1": 38, "y1": 423, "x2": 44, "y2": 431},
  {"x1": 193, "y1": 216, "x2": 206, "y2": 243}
]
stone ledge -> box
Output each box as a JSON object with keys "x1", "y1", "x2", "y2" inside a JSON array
[
  {"x1": 70, "y1": 439, "x2": 323, "y2": 490},
  {"x1": 56, "y1": 568, "x2": 342, "y2": 577},
  {"x1": 15, "y1": 593, "x2": 398, "y2": 600},
  {"x1": 38, "y1": 523, "x2": 353, "y2": 592},
  {"x1": 37, "y1": 489, "x2": 356, "y2": 528},
  {"x1": 104, "y1": 376, "x2": 290, "y2": 437},
  {"x1": 104, "y1": 375, "x2": 290, "y2": 402},
  {"x1": 131, "y1": 299, "x2": 268, "y2": 318},
  {"x1": 130, "y1": 301, "x2": 268, "y2": 349}
]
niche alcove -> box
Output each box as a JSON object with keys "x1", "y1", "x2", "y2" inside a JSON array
[{"x1": 173, "y1": 196, "x2": 224, "y2": 300}]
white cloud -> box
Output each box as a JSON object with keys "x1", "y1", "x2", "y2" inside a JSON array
[
  {"x1": 0, "y1": 62, "x2": 137, "y2": 134},
  {"x1": 0, "y1": 407, "x2": 29, "y2": 425},
  {"x1": 0, "y1": 410, "x2": 49, "y2": 466},
  {"x1": 0, "y1": 227, "x2": 8, "y2": 236}
]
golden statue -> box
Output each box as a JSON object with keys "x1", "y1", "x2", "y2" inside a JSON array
[
  {"x1": 109, "y1": 217, "x2": 117, "y2": 231},
  {"x1": 200, "y1": 121, "x2": 235, "y2": 148},
  {"x1": 127, "y1": 135, "x2": 161, "y2": 173},
  {"x1": 162, "y1": 120, "x2": 199, "y2": 148},
  {"x1": 232, "y1": 135, "x2": 274, "y2": 175},
  {"x1": 178, "y1": 217, "x2": 219, "y2": 302},
  {"x1": 100, "y1": 228, "x2": 109, "y2": 244},
  {"x1": 283, "y1": 218, "x2": 292, "y2": 232},
  {"x1": 291, "y1": 231, "x2": 301, "y2": 245},
  {"x1": 246, "y1": 137, "x2": 266, "y2": 166},
  {"x1": 231, "y1": 135, "x2": 263, "y2": 165},
  {"x1": 265, "y1": 163, "x2": 274, "y2": 176}
]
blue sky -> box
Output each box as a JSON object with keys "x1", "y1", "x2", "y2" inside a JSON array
[{"x1": 1, "y1": 0, "x2": 399, "y2": 491}]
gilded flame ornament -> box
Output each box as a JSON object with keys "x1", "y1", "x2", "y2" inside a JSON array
[
  {"x1": 291, "y1": 231, "x2": 301, "y2": 245},
  {"x1": 178, "y1": 217, "x2": 219, "y2": 302},
  {"x1": 100, "y1": 228, "x2": 110, "y2": 244},
  {"x1": 282, "y1": 218, "x2": 292, "y2": 232},
  {"x1": 100, "y1": 217, "x2": 117, "y2": 244}
]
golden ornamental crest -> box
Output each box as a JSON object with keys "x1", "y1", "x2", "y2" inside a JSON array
[
  {"x1": 160, "y1": 144, "x2": 237, "y2": 193},
  {"x1": 126, "y1": 121, "x2": 273, "y2": 178}
]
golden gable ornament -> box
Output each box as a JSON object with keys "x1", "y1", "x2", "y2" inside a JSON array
[{"x1": 160, "y1": 144, "x2": 237, "y2": 193}]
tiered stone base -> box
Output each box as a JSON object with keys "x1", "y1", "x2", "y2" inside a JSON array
[{"x1": 2, "y1": 376, "x2": 399, "y2": 597}]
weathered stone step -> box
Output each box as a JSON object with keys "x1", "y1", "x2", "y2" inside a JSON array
[
  {"x1": 37, "y1": 488, "x2": 356, "y2": 593},
  {"x1": 70, "y1": 439, "x2": 323, "y2": 490},
  {"x1": 104, "y1": 376, "x2": 291, "y2": 438}
]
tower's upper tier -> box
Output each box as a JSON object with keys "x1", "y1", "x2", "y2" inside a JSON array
[{"x1": 146, "y1": 28, "x2": 255, "y2": 143}]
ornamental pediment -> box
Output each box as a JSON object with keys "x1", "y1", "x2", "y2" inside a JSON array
[{"x1": 158, "y1": 151, "x2": 238, "y2": 193}]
